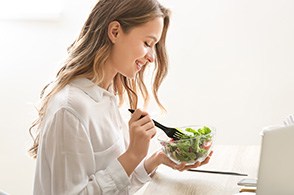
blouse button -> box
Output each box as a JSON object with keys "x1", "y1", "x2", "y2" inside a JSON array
[{"x1": 89, "y1": 175, "x2": 95, "y2": 181}]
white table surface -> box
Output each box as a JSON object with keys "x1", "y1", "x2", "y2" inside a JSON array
[{"x1": 136, "y1": 145, "x2": 260, "y2": 195}]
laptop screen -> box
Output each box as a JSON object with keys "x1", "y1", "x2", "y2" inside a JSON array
[{"x1": 256, "y1": 125, "x2": 294, "y2": 195}]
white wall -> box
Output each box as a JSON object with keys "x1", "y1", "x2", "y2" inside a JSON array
[
  {"x1": 0, "y1": 0, "x2": 293, "y2": 194},
  {"x1": 160, "y1": 0, "x2": 294, "y2": 145}
]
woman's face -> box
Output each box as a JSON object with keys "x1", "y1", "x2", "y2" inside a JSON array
[{"x1": 105, "y1": 17, "x2": 164, "y2": 83}]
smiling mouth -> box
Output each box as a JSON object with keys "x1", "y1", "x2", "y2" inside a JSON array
[{"x1": 136, "y1": 60, "x2": 144, "y2": 70}]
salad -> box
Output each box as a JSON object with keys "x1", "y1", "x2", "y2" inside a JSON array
[{"x1": 161, "y1": 126, "x2": 213, "y2": 164}]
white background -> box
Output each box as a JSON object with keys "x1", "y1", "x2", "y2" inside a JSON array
[{"x1": 0, "y1": 0, "x2": 293, "y2": 194}]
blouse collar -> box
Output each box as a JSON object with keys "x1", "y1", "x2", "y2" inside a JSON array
[{"x1": 70, "y1": 78, "x2": 115, "y2": 102}]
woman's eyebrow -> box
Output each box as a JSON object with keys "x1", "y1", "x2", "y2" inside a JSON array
[{"x1": 146, "y1": 35, "x2": 158, "y2": 42}]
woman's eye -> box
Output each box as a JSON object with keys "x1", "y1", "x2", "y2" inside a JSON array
[{"x1": 144, "y1": 42, "x2": 151, "y2": 47}]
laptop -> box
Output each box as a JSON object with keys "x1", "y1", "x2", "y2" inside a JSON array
[{"x1": 255, "y1": 125, "x2": 294, "y2": 195}]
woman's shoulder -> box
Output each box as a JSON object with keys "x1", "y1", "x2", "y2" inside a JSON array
[
  {"x1": 46, "y1": 78, "x2": 114, "y2": 123},
  {"x1": 50, "y1": 83, "x2": 95, "y2": 115}
]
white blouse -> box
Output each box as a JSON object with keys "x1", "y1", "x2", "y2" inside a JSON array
[{"x1": 33, "y1": 78, "x2": 151, "y2": 195}]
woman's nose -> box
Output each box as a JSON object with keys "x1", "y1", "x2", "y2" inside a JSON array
[{"x1": 145, "y1": 49, "x2": 155, "y2": 63}]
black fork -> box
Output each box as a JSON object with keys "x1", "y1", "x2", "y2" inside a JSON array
[{"x1": 128, "y1": 109, "x2": 184, "y2": 140}]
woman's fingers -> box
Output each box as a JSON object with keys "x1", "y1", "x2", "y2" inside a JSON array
[
  {"x1": 175, "y1": 151, "x2": 214, "y2": 171},
  {"x1": 184, "y1": 151, "x2": 213, "y2": 170},
  {"x1": 158, "y1": 150, "x2": 214, "y2": 172},
  {"x1": 147, "y1": 127, "x2": 157, "y2": 138},
  {"x1": 200, "y1": 151, "x2": 213, "y2": 165},
  {"x1": 129, "y1": 109, "x2": 155, "y2": 138},
  {"x1": 175, "y1": 162, "x2": 188, "y2": 171},
  {"x1": 157, "y1": 151, "x2": 182, "y2": 169},
  {"x1": 129, "y1": 109, "x2": 153, "y2": 127},
  {"x1": 137, "y1": 114, "x2": 153, "y2": 127},
  {"x1": 129, "y1": 109, "x2": 145, "y2": 123}
]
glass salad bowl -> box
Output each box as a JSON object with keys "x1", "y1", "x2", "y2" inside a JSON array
[{"x1": 158, "y1": 125, "x2": 215, "y2": 165}]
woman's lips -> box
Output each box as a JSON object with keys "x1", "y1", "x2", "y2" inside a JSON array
[{"x1": 136, "y1": 60, "x2": 143, "y2": 71}]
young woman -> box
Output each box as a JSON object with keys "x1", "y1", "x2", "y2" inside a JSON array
[{"x1": 29, "y1": 0, "x2": 212, "y2": 194}]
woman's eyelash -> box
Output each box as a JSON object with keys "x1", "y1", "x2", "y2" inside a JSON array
[{"x1": 144, "y1": 42, "x2": 151, "y2": 47}]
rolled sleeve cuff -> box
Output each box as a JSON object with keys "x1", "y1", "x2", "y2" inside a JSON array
[
  {"x1": 107, "y1": 158, "x2": 131, "y2": 190},
  {"x1": 132, "y1": 160, "x2": 152, "y2": 183},
  {"x1": 96, "y1": 158, "x2": 131, "y2": 192}
]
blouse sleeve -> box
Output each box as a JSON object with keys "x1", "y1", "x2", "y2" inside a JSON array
[
  {"x1": 40, "y1": 108, "x2": 131, "y2": 195},
  {"x1": 129, "y1": 160, "x2": 153, "y2": 194}
]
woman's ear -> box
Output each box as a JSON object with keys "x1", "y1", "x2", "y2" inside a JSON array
[{"x1": 108, "y1": 21, "x2": 121, "y2": 44}]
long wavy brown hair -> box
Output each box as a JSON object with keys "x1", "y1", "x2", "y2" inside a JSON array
[{"x1": 28, "y1": 0, "x2": 170, "y2": 158}]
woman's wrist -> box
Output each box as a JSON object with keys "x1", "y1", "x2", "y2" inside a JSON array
[
  {"x1": 144, "y1": 151, "x2": 162, "y2": 174},
  {"x1": 118, "y1": 150, "x2": 142, "y2": 176}
]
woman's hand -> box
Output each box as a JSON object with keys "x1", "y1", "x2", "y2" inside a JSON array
[
  {"x1": 144, "y1": 150, "x2": 213, "y2": 174},
  {"x1": 119, "y1": 109, "x2": 156, "y2": 176},
  {"x1": 127, "y1": 109, "x2": 156, "y2": 160},
  {"x1": 172, "y1": 151, "x2": 213, "y2": 171}
]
